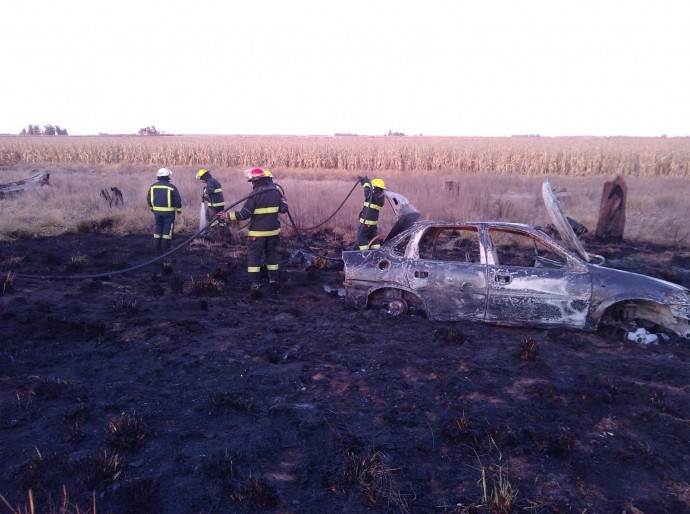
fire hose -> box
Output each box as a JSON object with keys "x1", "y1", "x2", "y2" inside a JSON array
[
  {"x1": 5, "y1": 189, "x2": 267, "y2": 281},
  {"x1": 1, "y1": 179, "x2": 365, "y2": 281}
]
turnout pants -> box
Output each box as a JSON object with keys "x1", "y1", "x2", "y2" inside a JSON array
[
  {"x1": 153, "y1": 212, "x2": 175, "y2": 249},
  {"x1": 355, "y1": 224, "x2": 380, "y2": 250},
  {"x1": 247, "y1": 235, "x2": 280, "y2": 284}
]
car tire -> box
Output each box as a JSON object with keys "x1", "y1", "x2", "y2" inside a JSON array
[{"x1": 387, "y1": 298, "x2": 408, "y2": 316}]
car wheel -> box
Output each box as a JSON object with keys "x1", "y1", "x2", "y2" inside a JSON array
[{"x1": 387, "y1": 298, "x2": 408, "y2": 316}]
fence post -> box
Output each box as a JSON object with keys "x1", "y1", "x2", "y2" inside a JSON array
[{"x1": 595, "y1": 175, "x2": 627, "y2": 241}]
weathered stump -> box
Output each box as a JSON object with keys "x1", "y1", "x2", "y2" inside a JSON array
[
  {"x1": 595, "y1": 176, "x2": 627, "y2": 241},
  {"x1": 0, "y1": 172, "x2": 50, "y2": 199},
  {"x1": 443, "y1": 180, "x2": 461, "y2": 194},
  {"x1": 100, "y1": 187, "x2": 124, "y2": 207}
]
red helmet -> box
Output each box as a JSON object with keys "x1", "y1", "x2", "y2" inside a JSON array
[{"x1": 244, "y1": 167, "x2": 267, "y2": 182}]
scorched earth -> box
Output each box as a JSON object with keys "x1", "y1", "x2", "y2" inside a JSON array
[{"x1": 0, "y1": 229, "x2": 689, "y2": 514}]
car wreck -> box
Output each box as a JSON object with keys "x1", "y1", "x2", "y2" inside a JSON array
[{"x1": 342, "y1": 180, "x2": 690, "y2": 340}]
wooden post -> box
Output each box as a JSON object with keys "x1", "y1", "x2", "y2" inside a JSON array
[
  {"x1": 595, "y1": 176, "x2": 627, "y2": 241},
  {"x1": 0, "y1": 172, "x2": 50, "y2": 199}
]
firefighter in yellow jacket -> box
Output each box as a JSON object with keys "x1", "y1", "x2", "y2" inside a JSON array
[
  {"x1": 355, "y1": 176, "x2": 386, "y2": 250},
  {"x1": 196, "y1": 168, "x2": 225, "y2": 217},
  {"x1": 218, "y1": 168, "x2": 288, "y2": 291},
  {"x1": 147, "y1": 168, "x2": 182, "y2": 251}
]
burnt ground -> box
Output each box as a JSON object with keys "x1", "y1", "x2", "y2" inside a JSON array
[{"x1": 0, "y1": 229, "x2": 689, "y2": 514}]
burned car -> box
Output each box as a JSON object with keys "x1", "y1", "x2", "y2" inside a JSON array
[{"x1": 342, "y1": 181, "x2": 690, "y2": 340}]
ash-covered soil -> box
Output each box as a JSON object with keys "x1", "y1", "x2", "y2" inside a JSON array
[{"x1": 1, "y1": 229, "x2": 689, "y2": 514}]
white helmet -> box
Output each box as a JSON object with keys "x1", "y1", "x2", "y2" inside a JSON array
[{"x1": 157, "y1": 167, "x2": 172, "y2": 178}]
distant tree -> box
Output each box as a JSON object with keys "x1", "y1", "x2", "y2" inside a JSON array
[
  {"x1": 19, "y1": 124, "x2": 68, "y2": 135},
  {"x1": 138, "y1": 125, "x2": 161, "y2": 136},
  {"x1": 386, "y1": 130, "x2": 406, "y2": 137}
]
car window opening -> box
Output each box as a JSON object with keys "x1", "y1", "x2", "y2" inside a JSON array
[
  {"x1": 419, "y1": 227, "x2": 480, "y2": 263},
  {"x1": 489, "y1": 228, "x2": 568, "y2": 268}
]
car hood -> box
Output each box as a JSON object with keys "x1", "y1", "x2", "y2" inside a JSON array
[
  {"x1": 542, "y1": 179, "x2": 591, "y2": 262},
  {"x1": 383, "y1": 190, "x2": 421, "y2": 241}
]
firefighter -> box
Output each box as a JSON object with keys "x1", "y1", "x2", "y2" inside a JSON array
[
  {"x1": 218, "y1": 168, "x2": 288, "y2": 291},
  {"x1": 196, "y1": 168, "x2": 225, "y2": 218},
  {"x1": 355, "y1": 177, "x2": 386, "y2": 250},
  {"x1": 147, "y1": 168, "x2": 182, "y2": 251}
]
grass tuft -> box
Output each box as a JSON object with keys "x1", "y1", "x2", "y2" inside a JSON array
[
  {"x1": 203, "y1": 451, "x2": 281, "y2": 507},
  {"x1": 517, "y1": 337, "x2": 540, "y2": 360},
  {"x1": 2, "y1": 271, "x2": 15, "y2": 294},
  {"x1": 0, "y1": 487, "x2": 96, "y2": 514},
  {"x1": 65, "y1": 252, "x2": 87, "y2": 273},
  {"x1": 189, "y1": 275, "x2": 226, "y2": 296},
  {"x1": 106, "y1": 412, "x2": 147, "y2": 450},
  {"x1": 340, "y1": 448, "x2": 409, "y2": 513},
  {"x1": 77, "y1": 449, "x2": 125, "y2": 489},
  {"x1": 111, "y1": 297, "x2": 139, "y2": 315}
]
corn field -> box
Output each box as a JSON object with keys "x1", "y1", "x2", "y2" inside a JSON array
[{"x1": 2, "y1": 135, "x2": 690, "y2": 177}]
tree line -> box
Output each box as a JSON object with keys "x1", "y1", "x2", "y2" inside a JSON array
[
  {"x1": 20, "y1": 124, "x2": 68, "y2": 136},
  {"x1": 17, "y1": 125, "x2": 163, "y2": 136}
]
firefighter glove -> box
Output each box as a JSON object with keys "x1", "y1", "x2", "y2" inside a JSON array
[{"x1": 360, "y1": 176, "x2": 370, "y2": 185}]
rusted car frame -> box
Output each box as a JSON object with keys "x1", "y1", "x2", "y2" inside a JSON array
[{"x1": 342, "y1": 183, "x2": 690, "y2": 339}]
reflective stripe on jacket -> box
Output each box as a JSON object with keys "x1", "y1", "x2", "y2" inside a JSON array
[
  {"x1": 358, "y1": 184, "x2": 385, "y2": 226},
  {"x1": 147, "y1": 180, "x2": 182, "y2": 212},
  {"x1": 203, "y1": 175, "x2": 225, "y2": 208},
  {"x1": 228, "y1": 181, "x2": 288, "y2": 237}
]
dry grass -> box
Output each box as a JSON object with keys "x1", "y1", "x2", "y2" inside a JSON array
[
  {"x1": 202, "y1": 450, "x2": 281, "y2": 507},
  {"x1": 188, "y1": 275, "x2": 226, "y2": 296},
  {"x1": 2, "y1": 270, "x2": 15, "y2": 294},
  {"x1": 0, "y1": 488, "x2": 96, "y2": 514},
  {"x1": 106, "y1": 412, "x2": 147, "y2": 450},
  {"x1": 1, "y1": 136, "x2": 689, "y2": 246},
  {"x1": 341, "y1": 448, "x2": 410, "y2": 513},
  {"x1": 517, "y1": 338, "x2": 540, "y2": 360}
]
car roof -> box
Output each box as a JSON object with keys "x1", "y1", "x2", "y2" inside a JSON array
[{"x1": 406, "y1": 220, "x2": 539, "y2": 231}]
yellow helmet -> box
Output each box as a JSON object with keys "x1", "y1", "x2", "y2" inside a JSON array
[
  {"x1": 371, "y1": 178, "x2": 385, "y2": 189},
  {"x1": 264, "y1": 170, "x2": 273, "y2": 178},
  {"x1": 196, "y1": 168, "x2": 209, "y2": 180}
]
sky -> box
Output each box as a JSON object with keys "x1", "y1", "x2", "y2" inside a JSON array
[{"x1": 1, "y1": 0, "x2": 688, "y2": 137}]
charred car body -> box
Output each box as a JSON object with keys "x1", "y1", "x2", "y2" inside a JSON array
[{"x1": 342, "y1": 181, "x2": 690, "y2": 340}]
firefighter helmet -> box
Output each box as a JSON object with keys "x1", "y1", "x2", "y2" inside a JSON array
[
  {"x1": 157, "y1": 167, "x2": 172, "y2": 178},
  {"x1": 244, "y1": 167, "x2": 267, "y2": 181},
  {"x1": 371, "y1": 178, "x2": 385, "y2": 189},
  {"x1": 196, "y1": 168, "x2": 209, "y2": 180}
]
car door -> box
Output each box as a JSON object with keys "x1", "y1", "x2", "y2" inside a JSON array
[
  {"x1": 405, "y1": 226, "x2": 488, "y2": 321},
  {"x1": 485, "y1": 227, "x2": 592, "y2": 328}
]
